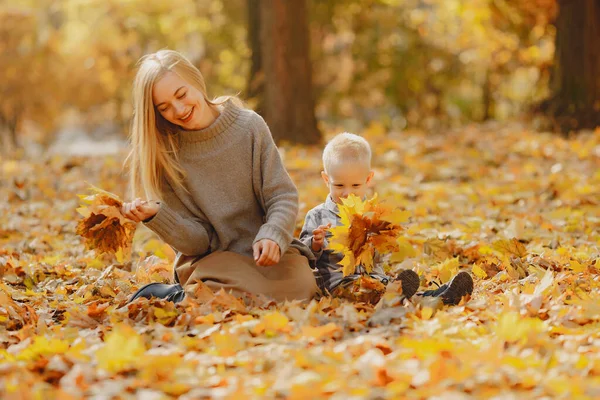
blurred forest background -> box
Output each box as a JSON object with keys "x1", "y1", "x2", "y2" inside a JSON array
[{"x1": 0, "y1": 0, "x2": 598, "y2": 153}]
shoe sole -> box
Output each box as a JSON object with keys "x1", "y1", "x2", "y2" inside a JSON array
[
  {"x1": 397, "y1": 269, "x2": 420, "y2": 299},
  {"x1": 441, "y1": 271, "x2": 474, "y2": 305}
]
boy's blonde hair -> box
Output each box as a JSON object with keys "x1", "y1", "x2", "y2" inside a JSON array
[{"x1": 322, "y1": 132, "x2": 372, "y2": 174}]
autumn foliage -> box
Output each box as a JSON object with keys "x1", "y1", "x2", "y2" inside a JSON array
[
  {"x1": 76, "y1": 186, "x2": 136, "y2": 262},
  {"x1": 1, "y1": 125, "x2": 600, "y2": 398},
  {"x1": 328, "y1": 193, "x2": 410, "y2": 277}
]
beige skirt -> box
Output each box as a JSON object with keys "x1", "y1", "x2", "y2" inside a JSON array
[{"x1": 175, "y1": 248, "x2": 318, "y2": 302}]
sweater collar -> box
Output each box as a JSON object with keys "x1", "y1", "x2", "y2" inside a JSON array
[{"x1": 178, "y1": 99, "x2": 241, "y2": 144}]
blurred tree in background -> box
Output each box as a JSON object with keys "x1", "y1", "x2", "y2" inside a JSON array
[
  {"x1": 256, "y1": 0, "x2": 320, "y2": 144},
  {"x1": 1, "y1": 0, "x2": 591, "y2": 151},
  {"x1": 0, "y1": 0, "x2": 247, "y2": 151},
  {"x1": 540, "y1": 0, "x2": 600, "y2": 132}
]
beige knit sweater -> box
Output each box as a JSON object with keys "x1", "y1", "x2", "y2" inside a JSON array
[{"x1": 144, "y1": 100, "x2": 298, "y2": 259}]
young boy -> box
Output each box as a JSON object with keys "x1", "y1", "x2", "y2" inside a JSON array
[{"x1": 300, "y1": 132, "x2": 473, "y2": 305}]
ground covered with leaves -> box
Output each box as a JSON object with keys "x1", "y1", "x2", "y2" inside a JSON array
[{"x1": 1, "y1": 124, "x2": 600, "y2": 399}]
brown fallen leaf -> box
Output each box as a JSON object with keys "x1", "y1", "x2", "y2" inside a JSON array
[
  {"x1": 332, "y1": 275, "x2": 387, "y2": 305},
  {"x1": 493, "y1": 238, "x2": 528, "y2": 259}
]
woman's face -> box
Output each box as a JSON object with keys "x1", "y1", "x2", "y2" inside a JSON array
[{"x1": 152, "y1": 71, "x2": 210, "y2": 130}]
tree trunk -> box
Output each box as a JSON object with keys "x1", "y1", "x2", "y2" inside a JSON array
[
  {"x1": 0, "y1": 114, "x2": 18, "y2": 153},
  {"x1": 247, "y1": 0, "x2": 264, "y2": 113},
  {"x1": 259, "y1": 0, "x2": 320, "y2": 144},
  {"x1": 482, "y1": 69, "x2": 493, "y2": 121},
  {"x1": 545, "y1": 0, "x2": 600, "y2": 132}
]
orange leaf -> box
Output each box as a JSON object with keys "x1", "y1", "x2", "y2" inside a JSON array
[
  {"x1": 86, "y1": 302, "x2": 109, "y2": 318},
  {"x1": 76, "y1": 188, "x2": 136, "y2": 260}
]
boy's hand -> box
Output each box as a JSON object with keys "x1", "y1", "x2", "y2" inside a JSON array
[
  {"x1": 253, "y1": 239, "x2": 281, "y2": 266},
  {"x1": 121, "y1": 198, "x2": 160, "y2": 223},
  {"x1": 311, "y1": 223, "x2": 331, "y2": 252}
]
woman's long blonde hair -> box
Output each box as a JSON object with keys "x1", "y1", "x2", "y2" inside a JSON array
[{"x1": 126, "y1": 49, "x2": 240, "y2": 201}]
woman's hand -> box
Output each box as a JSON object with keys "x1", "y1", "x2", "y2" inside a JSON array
[
  {"x1": 121, "y1": 198, "x2": 160, "y2": 223},
  {"x1": 253, "y1": 239, "x2": 281, "y2": 266}
]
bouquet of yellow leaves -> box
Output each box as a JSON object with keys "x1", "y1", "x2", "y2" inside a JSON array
[
  {"x1": 329, "y1": 193, "x2": 411, "y2": 277},
  {"x1": 76, "y1": 186, "x2": 136, "y2": 262}
]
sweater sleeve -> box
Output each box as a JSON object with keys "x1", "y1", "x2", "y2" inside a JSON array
[
  {"x1": 251, "y1": 113, "x2": 298, "y2": 255},
  {"x1": 143, "y1": 181, "x2": 213, "y2": 257}
]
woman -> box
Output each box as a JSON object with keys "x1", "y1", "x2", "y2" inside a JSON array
[{"x1": 121, "y1": 50, "x2": 318, "y2": 303}]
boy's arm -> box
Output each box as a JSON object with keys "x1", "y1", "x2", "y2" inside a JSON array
[{"x1": 300, "y1": 209, "x2": 327, "y2": 259}]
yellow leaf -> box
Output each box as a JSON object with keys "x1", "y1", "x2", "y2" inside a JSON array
[
  {"x1": 390, "y1": 237, "x2": 416, "y2": 263},
  {"x1": 568, "y1": 260, "x2": 586, "y2": 273},
  {"x1": 492, "y1": 238, "x2": 527, "y2": 258},
  {"x1": 357, "y1": 247, "x2": 374, "y2": 273},
  {"x1": 340, "y1": 251, "x2": 356, "y2": 277},
  {"x1": 386, "y1": 209, "x2": 411, "y2": 225},
  {"x1": 153, "y1": 307, "x2": 179, "y2": 325},
  {"x1": 478, "y1": 245, "x2": 495, "y2": 255},
  {"x1": 494, "y1": 312, "x2": 545, "y2": 344},
  {"x1": 504, "y1": 263, "x2": 521, "y2": 280},
  {"x1": 17, "y1": 336, "x2": 70, "y2": 361},
  {"x1": 253, "y1": 311, "x2": 291, "y2": 337},
  {"x1": 115, "y1": 248, "x2": 126, "y2": 263},
  {"x1": 301, "y1": 323, "x2": 341, "y2": 340},
  {"x1": 472, "y1": 263, "x2": 487, "y2": 279},
  {"x1": 76, "y1": 206, "x2": 90, "y2": 217},
  {"x1": 212, "y1": 333, "x2": 243, "y2": 357},
  {"x1": 423, "y1": 238, "x2": 453, "y2": 260},
  {"x1": 96, "y1": 325, "x2": 146, "y2": 373},
  {"x1": 433, "y1": 257, "x2": 460, "y2": 283},
  {"x1": 340, "y1": 193, "x2": 366, "y2": 215},
  {"x1": 421, "y1": 307, "x2": 434, "y2": 320}
]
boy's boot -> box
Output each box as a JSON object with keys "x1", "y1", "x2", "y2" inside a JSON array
[{"x1": 421, "y1": 271, "x2": 473, "y2": 305}]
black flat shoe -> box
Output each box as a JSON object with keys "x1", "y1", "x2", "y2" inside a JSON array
[{"x1": 128, "y1": 283, "x2": 186, "y2": 303}]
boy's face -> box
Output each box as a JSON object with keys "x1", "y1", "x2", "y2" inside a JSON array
[{"x1": 322, "y1": 162, "x2": 374, "y2": 204}]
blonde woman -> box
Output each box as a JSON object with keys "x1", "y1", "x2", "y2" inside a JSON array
[{"x1": 121, "y1": 50, "x2": 318, "y2": 303}]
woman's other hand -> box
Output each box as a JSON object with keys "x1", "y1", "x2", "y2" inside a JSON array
[
  {"x1": 253, "y1": 239, "x2": 281, "y2": 266},
  {"x1": 121, "y1": 198, "x2": 160, "y2": 223}
]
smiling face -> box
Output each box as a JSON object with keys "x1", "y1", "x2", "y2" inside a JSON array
[
  {"x1": 322, "y1": 161, "x2": 374, "y2": 204},
  {"x1": 152, "y1": 71, "x2": 212, "y2": 130}
]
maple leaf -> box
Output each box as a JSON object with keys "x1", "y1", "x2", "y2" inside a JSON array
[
  {"x1": 328, "y1": 194, "x2": 407, "y2": 276},
  {"x1": 471, "y1": 263, "x2": 488, "y2": 279},
  {"x1": 431, "y1": 257, "x2": 460, "y2": 283},
  {"x1": 423, "y1": 238, "x2": 454, "y2": 261},
  {"x1": 390, "y1": 237, "x2": 417, "y2": 263},
  {"x1": 96, "y1": 324, "x2": 146, "y2": 373},
  {"x1": 75, "y1": 185, "x2": 136, "y2": 261},
  {"x1": 492, "y1": 238, "x2": 528, "y2": 259},
  {"x1": 252, "y1": 311, "x2": 291, "y2": 337}
]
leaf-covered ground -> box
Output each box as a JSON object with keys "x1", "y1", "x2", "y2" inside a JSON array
[{"x1": 1, "y1": 124, "x2": 600, "y2": 399}]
